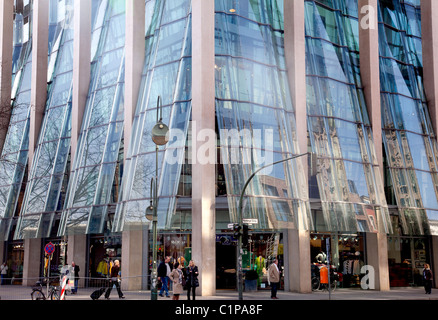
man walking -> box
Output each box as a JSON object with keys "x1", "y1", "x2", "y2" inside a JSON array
[
  {"x1": 71, "y1": 261, "x2": 80, "y2": 294},
  {"x1": 158, "y1": 256, "x2": 172, "y2": 298},
  {"x1": 268, "y1": 259, "x2": 280, "y2": 299}
]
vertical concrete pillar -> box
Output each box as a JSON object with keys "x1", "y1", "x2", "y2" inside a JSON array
[
  {"x1": 0, "y1": 0, "x2": 13, "y2": 154},
  {"x1": 121, "y1": 230, "x2": 143, "y2": 291},
  {"x1": 431, "y1": 236, "x2": 438, "y2": 288},
  {"x1": 67, "y1": 234, "x2": 87, "y2": 289},
  {"x1": 29, "y1": 0, "x2": 49, "y2": 167},
  {"x1": 71, "y1": 0, "x2": 91, "y2": 166},
  {"x1": 284, "y1": 0, "x2": 312, "y2": 294},
  {"x1": 124, "y1": 0, "x2": 145, "y2": 162},
  {"x1": 358, "y1": 0, "x2": 383, "y2": 178},
  {"x1": 22, "y1": 238, "x2": 41, "y2": 286},
  {"x1": 366, "y1": 232, "x2": 390, "y2": 291},
  {"x1": 286, "y1": 230, "x2": 311, "y2": 293},
  {"x1": 191, "y1": 0, "x2": 216, "y2": 297},
  {"x1": 284, "y1": 0, "x2": 306, "y2": 157},
  {"x1": 0, "y1": 240, "x2": 5, "y2": 264},
  {"x1": 359, "y1": 0, "x2": 390, "y2": 292},
  {"x1": 421, "y1": 0, "x2": 438, "y2": 138}
]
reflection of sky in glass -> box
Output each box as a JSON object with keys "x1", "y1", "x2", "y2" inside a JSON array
[
  {"x1": 14, "y1": 0, "x2": 74, "y2": 240},
  {"x1": 379, "y1": 0, "x2": 438, "y2": 235},
  {"x1": 113, "y1": 0, "x2": 193, "y2": 232},
  {"x1": 306, "y1": 0, "x2": 390, "y2": 233}
]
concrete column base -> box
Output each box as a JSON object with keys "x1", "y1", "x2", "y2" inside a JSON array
[
  {"x1": 287, "y1": 229, "x2": 312, "y2": 293},
  {"x1": 67, "y1": 234, "x2": 87, "y2": 289},
  {"x1": 22, "y1": 238, "x2": 42, "y2": 286},
  {"x1": 366, "y1": 232, "x2": 390, "y2": 291},
  {"x1": 121, "y1": 229, "x2": 144, "y2": 291},
  {"x1": 431, "y1": 236, "x2": 438, "y2": 289}
]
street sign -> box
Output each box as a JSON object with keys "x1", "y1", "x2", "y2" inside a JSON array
[
  {"x1": 243, "y1": 218, "x2": 258, "y2": 225},
  {"x1": 44, "y1": 242, "x2": 55, "y2": 255}
]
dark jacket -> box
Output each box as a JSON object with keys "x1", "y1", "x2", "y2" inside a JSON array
[
  {"x1": 185, "y1": 266, "x2": 199, "y2": 287},
  {"x1": 73, "y1": 265, "x2": 80, "y2": 278},
  {"x1": 110, "y1": 265, "x2": 120, "y2": 279},
  {"x1": 158, "y1": 262, "x2": 172, "y2": 278}
]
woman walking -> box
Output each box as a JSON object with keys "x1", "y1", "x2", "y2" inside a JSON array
[
  {"x1": 169, "y1": 262, "x2": 184, "y2": 300},
  {"x1": 185, "y1": 260, "x2": 199, "y2": 300},
  {"x1": 423, "y1": 263, "x2": 433, "y2": 294}
]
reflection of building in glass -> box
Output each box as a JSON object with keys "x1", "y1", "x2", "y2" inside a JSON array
[{"x1": 1, "y1": 0, "x2": 438, "y2": 294}]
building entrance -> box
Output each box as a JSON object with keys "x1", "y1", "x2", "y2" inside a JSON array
[
  {"x1": 215, "y1": 232, "x2": 284, "y2": 290},
  {"x1": 216, "y1": 234, "x2": 237, "y2": 289}
]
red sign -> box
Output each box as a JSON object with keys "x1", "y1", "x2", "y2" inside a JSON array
[{"x1": 44, "y1": 242, "x2": 55, "y2": 255}]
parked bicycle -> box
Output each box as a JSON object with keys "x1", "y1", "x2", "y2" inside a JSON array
[{"x1": 31, "y1": 278, "x2": 62, "y2": 300}]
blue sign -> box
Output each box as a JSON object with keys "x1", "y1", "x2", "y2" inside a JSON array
[{"x1": 45, "y1": 242, "x2": 55, "y2": 255}]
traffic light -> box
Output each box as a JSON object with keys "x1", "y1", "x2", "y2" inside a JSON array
[
  {"x1": 242, "y1": 224, "x2": 249, "y2": 246},
  {"x1": 233, "y1": 224, "x2": 242, "y2": 238}
]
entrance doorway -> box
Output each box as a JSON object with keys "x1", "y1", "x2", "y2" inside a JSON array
[{"x1": 216, "y1": 234, "x2": 237, "y2": 289}]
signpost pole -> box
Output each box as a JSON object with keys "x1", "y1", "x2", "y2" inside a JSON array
[{"x1": 44, "y1": 242, "x2": 55, "y2": 297}]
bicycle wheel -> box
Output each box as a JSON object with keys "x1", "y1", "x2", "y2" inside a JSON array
[
  {"x1": 31, "y1": 289, "x2": 45, "y2": 300},
  {"x1": 311, "y1": 277, "x2": 320, "y2": 291},
  {"x1": 50, "y1": 289, "x2": 60, "y2": 300}
]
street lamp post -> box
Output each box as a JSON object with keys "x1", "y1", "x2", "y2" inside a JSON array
[
  {"x1": 236, "y1": 152, "x2": 317, "y2": 300},
  {"x1": 145, "y1": 96, "x2": 169, "y2": 301}
]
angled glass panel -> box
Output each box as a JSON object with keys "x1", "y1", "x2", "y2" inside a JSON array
[
  {"x1": 0, "y1": 2, "x2": 33, "y2": 240},
  {"x1": 59, "y1": 0, "x2": 125, "y2": 236},
  {"x1": 14, "y1": 0, "x2": 74, "y2": 240},
  {"x1": 112, "y1": 0, "x2": 192, "y2": 232},
  {"x1": 214, "y1": 0, "x2": 312, "y2": 231},
  {"x1": 306, "y1": 0, "x2": 391, "y2": 233},
  {"x1": 379, "y1": 0, "x2": 438, "y2": 235}
]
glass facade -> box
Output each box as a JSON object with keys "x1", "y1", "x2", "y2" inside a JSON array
[
  {"x1": 379, "y1": 0, "x2": 438, "y2": 236},
  {"x1": 0, "y1": 1, "x2": 33, "y2": 240},
  {"x1": 215, "y1": 0, "x2": 312, "y2": 231},
  {"x1": 14, "y1": 0, "x2": 74, "y2": 240},
  {"x1": 113, "y1": 0, "x2": 192, "y2": 232},
  {"x1": 1, "y1": 0, "x2": 438, "y2": 290},
  {"x1": 59, "y1": 0, "x2": 125, "y2": 235},
  {"x1": 305, "y1": 0, "x2": 391, "y2": 234}
]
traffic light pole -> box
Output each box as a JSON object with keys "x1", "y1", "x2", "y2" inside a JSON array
[{"x1": 237, "y1": 152, "x2": 316, "y2": 300}]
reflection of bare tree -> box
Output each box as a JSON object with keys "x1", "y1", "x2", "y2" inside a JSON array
[{"x1": 0, "y1": 98, "x2": 13, "y2": 155}]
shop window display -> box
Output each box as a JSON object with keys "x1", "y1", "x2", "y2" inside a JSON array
[
  {"x1": 311, "y1": 233, "x2": 365, "y2": 289},
  {"x1": 388, "y1": 237, "x2": 430, "y2": 287},
  {"x1": 147, "y1": 233, "x2": 190, "y2": 289},
  {"x1": 5, "y1": 242, "x2": 24, "y2": 285},
  {"x1": 88, "y1": 235, "x2": 122, "y2": 287},
  {"x1": 214, "y1": 232, "x2": 284, "y2": 291}
]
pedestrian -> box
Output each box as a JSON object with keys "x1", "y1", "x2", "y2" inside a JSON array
[
  {"x1": 158, "y1": 256, "x2": 171, "y2": 298},
  {"x1": 104, "y1": 260, "x2": 125, "y2": 299},
  {"x1": 423, "y1": 263, "x2": 433, "y2": 294},
  {"x1": 185, "y1": 260, "x2": 199, "y2": 300},
  {"x1": 71, "y1": 261, "x2": 80, "y2": 294},
  {"x1": 268, "y1": 259, "x2": 280, "y2": 299},
  {"x1": 169, "y1": 262, "x2": 184, "y2": 300},
  {"x1": 0, "y1": 262, "x2": 8, "y2": 285}
]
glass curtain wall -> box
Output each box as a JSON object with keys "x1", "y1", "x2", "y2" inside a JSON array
[
  {"x1": 113, "y1": 0, "x2": 192, "y2": 232},
  {"x1": 379, "y1": 0, "x2": 438, "y2": 235},
  {"x1": 0, "y1": 1, "x2": 33, "y2": 240},
  {"x1": 11, "y1": 0, "x2": 32, "y2": 86},
  {"x1": 59, "y1": 0, "x2": 125, "y2": 235},
  {"x1": 14, "y1": 0, "x2": 74, "y2": 239},
  {"x1": 305, "y1": 0, "x2": 391, "y2": 234},
  {"x1": 214, "y1": 0, "x2": 312, "y2": 230}
]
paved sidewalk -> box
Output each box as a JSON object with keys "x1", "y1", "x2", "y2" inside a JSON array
[{"x1": 0, "y1": 285, "x2": 437, "y2": 301}]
